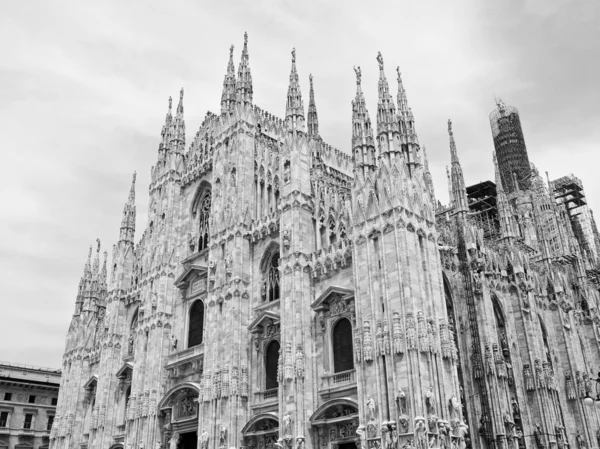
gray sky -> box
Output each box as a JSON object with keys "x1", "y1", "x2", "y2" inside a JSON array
[{"x1": 1, "y1": 0, "x2": 599, "y2": 369}]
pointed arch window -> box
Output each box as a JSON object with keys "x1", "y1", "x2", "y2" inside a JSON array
[
  {"x1": 198, "y1": 194, "x2": 211, "y2": 252},
  {"x1": 332, "y1": 318, "x2": 354, "y2": 373},
  {"x1": 265, "y1": 340, "x2": 280, "y2": 390},
  {"x1": 188, "y1": 300, "x2": 205, "y2": 348},
  {"x1": 262, "y1": 252, "x2": 280, "y2": 303}
]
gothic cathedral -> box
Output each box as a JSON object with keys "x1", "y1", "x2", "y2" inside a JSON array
[{"x1": 50, "y1": 34, "x2": 600, "y2": 449}]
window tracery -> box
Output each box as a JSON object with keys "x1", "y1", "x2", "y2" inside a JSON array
[{"x1": 262, "y1": 252, "x2": 280, "y2": 303}]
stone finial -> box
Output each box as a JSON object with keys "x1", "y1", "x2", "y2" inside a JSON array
[
  {"x1": 292, "y1": 47, "x2": 296, "y2": 63},
  {"x1": 244, "y1": 31, "x2": 248, "y2": 45},
  {"x1": 229, "y1": 44, "x2": 234, "y2": 56}
]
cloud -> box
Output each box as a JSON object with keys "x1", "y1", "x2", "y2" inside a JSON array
[{"x1": 0, "y1": 0, "x2": 598, "y2": 368}]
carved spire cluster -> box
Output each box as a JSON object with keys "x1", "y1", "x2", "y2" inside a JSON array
[
  {"x1": 221, "y1": 44, "x2": 237, "y2": 114},
  {"x1": 236, "y1": 32, "x2": 253, "y2": 105},
  {"x1": 307, "y1": 74, "x2": 319, "y2": 138},
  {"x1": 159, "y1": 96, "x2": 173, "y2": 152},
  {"x1": 448, "y1": 120, "x2": 468, "y2": 214},
  {"x1": 396, "y1": 67, "x2": 418, "y2": 145},
  {"x1": 285, "y1": 48, "x2": 305, "y2": 128}
]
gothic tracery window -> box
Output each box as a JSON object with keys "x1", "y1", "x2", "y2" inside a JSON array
[
  {"x1": 265, "y1": 340, "x2": 280, "y2": 390},
  {"x1": 188, "y1": 300, "x2": 205, "y2": 348},
  {"x1": 332, "y1": 318, "x2": 354, "y2": 373},
  {"x1": 198, "y1": 194, "x2": 211, "y2": 252},
  {"x1": 262, "y1": 252, "x2": 280, "y2": 303}
]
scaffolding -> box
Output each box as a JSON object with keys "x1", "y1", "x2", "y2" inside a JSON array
[
  {"x1": 467, "y1": 180, "x2": 499, "y2": 240},
  {"x1": 489, "y1": 100, "x2": 531, "y2": 193}
]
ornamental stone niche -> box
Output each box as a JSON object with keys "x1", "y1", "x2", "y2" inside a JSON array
[
  {"x1": 240, "y1": 415, "x2": 279, "y2": 449},
  {"x1": 309, "y1": 400, "x2": 359, "y2": 449},
  {"x1": 157, "y1": 383, "x2": 201, "y2": 449}
]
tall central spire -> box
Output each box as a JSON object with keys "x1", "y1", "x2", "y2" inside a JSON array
[
  {"x1": 236, "y1": 32, "x2": 253, "y2": 105},
  {"x1": 307, "y1": 74, "x2": 319, "y2": 138},
  {"x1": 285, "y1": 48, "x2": 305, "y2": 129},
  {"x1": 221, "y1": 44, "x2": 237, "y2": 114},
  {"x1": 352, "y1": 65, "x2": 376, "y2": 178},
  {"x1": 448, "y1": 120, "x2": 468, "y2": 214}
]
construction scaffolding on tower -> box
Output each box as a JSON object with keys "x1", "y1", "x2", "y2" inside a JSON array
[{"x1": 466, "y1": 180, "x2": 499, "y2": 241}]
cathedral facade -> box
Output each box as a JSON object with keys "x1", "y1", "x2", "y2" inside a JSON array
[{"x1": 50, "y1": 34, "x2": 600, "y2": 449}]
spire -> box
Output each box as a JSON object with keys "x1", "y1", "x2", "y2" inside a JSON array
[
  {"x1": 448, "y1": 120, "x2": 468, "y2": 214},
  {"x1": 395, "y1": 66, "x2": 419, "y2": 173},
  {"x1": 494, "y1": 151, "x2": 516, "y2": 242},
  {"x1": 422, "y1": 145, "x2": 435, "y2": 201},
  {"x1": 120, "y1": 172, "x2": 137, "y2": 244},
  {"x1": 375, "y1": 52, "x2": 399, "y2": 157},
  {"x1": 352, "y1": 65, "x2": 376, "y2": 178},
  {"x1": 285, "y1": 48, "x2": 305, "y2": 129},
  {"x1": 160, "y1": 96, "x2": 173, "y2": 152},
  {"x1": 307, "y1": 74, "x2": 319, "y2": 138},
  {"x1": 74, "y1": 245, "x2": 92, "y2": 316},
  {"x1": 236, "y1": 32, "x2": 253, "y2": 105},
  {"x1": 171, "y1": 88, "x2": 185, "y2": 153},
  {"x1": 92, "y1": 238, "x2": 101, "y2": 276},
  {"x1": 221, "y1": 44, "x2": 237, "y2": 114},
  {"x1": 448, "y1": 119, "x2": 459, "y2": 164}
]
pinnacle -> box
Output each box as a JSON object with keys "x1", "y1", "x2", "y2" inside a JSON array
[
  {"x1": 448, "y1": 119, "x2": 459, "y2": 164},
  {"x1": 237, "y1": 32, "x2": 253, "y2": 104},
  {"x1": 285, "y1": 47, "x2": 304, "y2": 121},
  {"x1": 307, "y1": 74, "x2": 319, "y2": 137}
]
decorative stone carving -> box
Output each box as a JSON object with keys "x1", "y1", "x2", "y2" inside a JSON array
[
  {"x1": 284, "y1": 342, "x2": 294, "y2": 380},
  {"x1": 417, "y1": 311, "x2": 428, "y2": 353},
  {"x1": 392, "y1": 312, "x2": 404, "y2": 354},
  {"x1": 241, "y1": 364, "x2": 248, "y2": 398},
  {"x1": 406, "y1": 312, "x2": 416, "y2": 351},
  {"x1": 283, "y1": 412, "x2": 292, "y2": 437},
  {"x1": 283, "y1": 226, "x2": 291, "y2": 250},
  {"x1": 295, "y1": 344, "x2": 305, "y2": 379},
  {"x1": 376, "y1": 320, "x2": 385, "y2": 356},
  {"x1": 219, "y1": 425, "x2": 227, "y2": 448},
  {"x1": 396, "y1": 388, "x2": 407, "y2": 415},
  {"x1": 200, "y1": 430, "x2": 209, "y2": 449},
  {"x1": 363, "y1": 321, "x2": 373, "y2": 362},
  {"x1": 524, "y1": 364, "x2": 535, "y2": 391},
  {"x1": 414, "y1": 417, "x2": 427, "y2": 449}
]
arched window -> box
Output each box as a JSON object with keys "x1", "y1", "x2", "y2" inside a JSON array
[
  {"x1": 198, "y1": 194, "x2": 211, "y2": 252},
  {"x1": 262, "y1": 252, "x2": 280, "y2": 302},
  {"x1": 188, "y1": 300, "x2": 205, "y2": 348},
  {"x1": 265, "y1": 340, "x2": 280, "y2": 390},
  {"x1": 332, "y1": 318, "x2": 354, "y2": 373}
]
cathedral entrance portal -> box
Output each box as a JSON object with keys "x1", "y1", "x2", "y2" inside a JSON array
[
  {"x1": 178, "y1": 431, "x2": 197, "y2": 449},
  {"x1": 309, "y1": 399, "x2": 359, "y2": 449}
]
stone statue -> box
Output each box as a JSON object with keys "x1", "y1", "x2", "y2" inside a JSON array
[
  {"x1": 576, "y1": 431, "x2": 587, "y2": 449},
  {"x1": 291, "y1": 48, "x2": 296, "y2": 63},
  {"x1": 200, "y1": 430, "x2": 209, "y2": 449},
  {"x1": 219, "y1": 425, "x2": 227, "y2": 447},
  {"x1": 171, "y1": 335, "x2": 177, "y2": 350},
  {"x1": 396, "y1": 388, "x2": 407, "y2": 415},
  {"x1": 296, "y1": 436, "x2": 305, "y2": 449},
  {"x1": 128, "y1": 335, "x2": 134, "y2": 354},
  {"x1": 449, "y1": 395, "x2": 460, "y2": 419},
  {"x1": 414, "y1": 418, "x2": 427, "y2": 449},
  {"x1": 283, "y1": 412, "x2": 292, "y2": 436},
  {"x1": 366, "y1": 396, "x2": 376, "y2": 420},
  {"x1": 354, "y1": 66, "x2": 362, "y2": 85},
  {"x1": 425, "y1": 387, "x2": 436, "y2": 414},
  {"x1": 169, "y1": 433, "x2": 180, "y2": 449},
  {"x1": 376, "y1": 52, "x2": 384, "y2": 70}
]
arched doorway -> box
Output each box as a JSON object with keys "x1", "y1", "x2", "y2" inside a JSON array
[
  {"x1": 309, "y1": 399, "x2": 359, "y2": 449},
  {"x1": 158, "y1": 383, "x2": 201, "y2": 449},
  {"x1": 241, "y1": 414, "x2": 279, "y2": 449}
]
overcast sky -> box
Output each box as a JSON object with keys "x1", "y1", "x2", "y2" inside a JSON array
[{"x1": 1, "y1": 0, "x2": 598, "y2": 369}]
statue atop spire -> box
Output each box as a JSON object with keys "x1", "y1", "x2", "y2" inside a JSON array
[
  {"x1": 292, "y1": 47, "x2": 296, "y2": 64},
  {"x1": 354, "y1": 66, "x2": 362, "y2": 86},
  {"x1": 376, "y1": 51, "x2": 384, "y2": 71}
]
